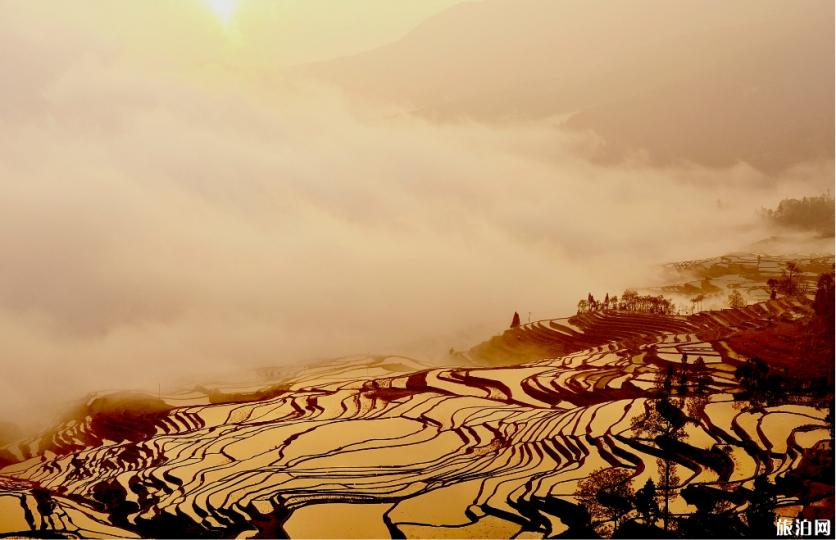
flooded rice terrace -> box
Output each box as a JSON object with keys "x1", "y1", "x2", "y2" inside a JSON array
[{"x1": 0, "y1": 297, "x2": 830, "y2": 538}]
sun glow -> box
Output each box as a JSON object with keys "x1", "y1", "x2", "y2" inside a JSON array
[{"x1": 205, "y1": 0, "x2": 237, "y2": 24}]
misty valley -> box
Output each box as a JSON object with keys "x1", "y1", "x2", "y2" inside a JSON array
[
  {"x1": 0, "y1": 253, "x2": 833, "y2": 538},
  {"x1": 0, "y1": 1, "x2": 833, "y2": 539}
]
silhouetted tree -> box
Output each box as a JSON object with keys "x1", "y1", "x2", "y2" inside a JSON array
[
  {"x1": 607, "y1": 289, "x2": 675, "y2": 315},
  {"x1": 771, "y1": 261, "x2": 803, "y2": 297},
  {"x1": 622, "y1": 289, "x2": 638, "y2": 311},
  {"x1": 745, "y1": 475, "x2": 778, "y2": 538},
  {"x1": 510, "y1": 311, "x2": 521, "y2": 328},
  {"x1": 634, "y1": 478, "x2": 660, "y2": 526},
  {"x1": 690, "y1": 294, "x2": 705, "y2": 313},
  {"x1": 692, "y1": 357, "x2": 709, "y2": 395},
  {"x1": 734, "y1": 357, "x2": 770, "y2": 407},
  {"x1": 552, "y1": 502, "x2": 598, "y2": 539},
  {"x1": 727, "y1": 289, "x2": 746, "y2": 309},
  {"x1": 677, "y1": 354, "x2": 688, "y2": 397},
  {"x1": 766, "y1": 278, "x2": 778, "y2": 300},
  {"x1": 785, "y1": 261, "x2": 800, "y2": 287},
  {"x1": 575, "y1": 467, "x2": 636, "y2": 536},
  {"x1": 813, "y1": 272, "x2": 835, "y2": 332},
  {"x1": 686, "y1": 356, "x2": 711, "y2": 419},
  {"x1": 656, "y1": 456, "x2": 680, "y2": 535},
  {"x1": 679, "y1": 484, "x2": 747, "y2": 538},
  {"x1": 659, "y1": 364, "x2": 674, "y2": 399},
  {"x1": 31, "y1": 487, "x2": 56, "y2": 531},
  {"x1": 632, "y1": 365, "x2": 687, "y2": 534}
]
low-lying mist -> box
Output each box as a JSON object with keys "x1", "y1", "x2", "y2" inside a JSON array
[{"x1": 0, "y1": 44, "x2": 832, "y2": 433}]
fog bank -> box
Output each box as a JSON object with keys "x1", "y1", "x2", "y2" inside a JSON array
[{"x1": 0, "y1": 2, "x2": 832, "y2": 429}]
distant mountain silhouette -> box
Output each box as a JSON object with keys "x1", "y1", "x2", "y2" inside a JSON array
[{"x1": 299, "y1": 0, "x2": 834, "y2": 172}]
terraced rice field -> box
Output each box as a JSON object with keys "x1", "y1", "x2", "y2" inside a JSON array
[
  {"x1": 0, "y1": 298, "x2": 830, "y2": 538},
  {"x1": 655, "y1": 254, "x2": 835, "y2": 307}
]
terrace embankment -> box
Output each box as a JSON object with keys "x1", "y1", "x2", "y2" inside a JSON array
[{"x1": 0, "y1": 298, "x2": 830, "y2": 538}]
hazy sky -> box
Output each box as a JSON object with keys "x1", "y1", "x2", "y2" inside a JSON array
[
  {"x1": 0, "y1": 0, "x2": 831, "y2": 430},
  {"x1": 4, "y1": 0, "x2": 466, "y2": 68}
]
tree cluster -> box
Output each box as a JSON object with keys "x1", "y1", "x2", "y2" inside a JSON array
[
  {"x1": 573, "y1": 466, "x2": 781, "y2": 538},
  {"x1": 577, "y1": 289, "x2": 675, "y2": 315},
  {"x1": 570, "y1": 270, "x2": 835, "y2": 538},
  {"x1": 766, "y1": 261, "x2": 806, "y2": 299},
  {"x1": 574, "y1": 357, "x2": 790, "y2": 538},
  {"x1": 762, "y1": 192, "x2": 835, "y2": 237},
  {"x1": 733, "y1": 357, "x2": 783, "y2": 408}
]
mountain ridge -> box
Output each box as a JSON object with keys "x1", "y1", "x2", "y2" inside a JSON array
[{"x1": 297, "y1": 0, "x2": 834, "y2": 172}]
